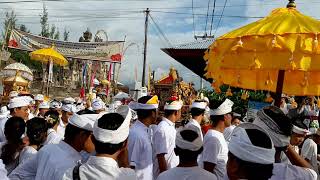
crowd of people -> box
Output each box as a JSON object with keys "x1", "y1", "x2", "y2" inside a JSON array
[{"x1": 0, "y1": 90, "x2": 319, "y2": 180}]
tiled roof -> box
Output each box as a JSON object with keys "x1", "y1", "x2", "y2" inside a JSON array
[{"x1": 170, "y1": 39, "x2": 215, "y2": 50}]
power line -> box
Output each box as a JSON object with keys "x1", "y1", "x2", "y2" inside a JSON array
[
  {"x1": 209, "y1": 0, "x2": 216, "y2": 36},
  {"x1": 152, "y1": 11, "x2": 263, "y2": 19},
  {"x1": 149, "y1": 14, "x2": 173, "y2": 47},
  {"x1": 214, "y1": 0, "x2": 228, "y2": 35},
  {"x1": 204, "y1": 0, "x2": 211, "y2": 35},
  {"x1": 191, "y1": 0, "x2": 195, "y2": 38}
]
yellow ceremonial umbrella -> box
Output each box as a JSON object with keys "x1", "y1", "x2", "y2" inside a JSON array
[
  {"x1": 30, "y1": 46, "x2": 68, "y2": 96},
  {"x1": 30, "y1": 46, "x2": 68, "y2": 66},
  {"x1": 204, "y1": 0, "x2": 320, "y2": 105}
]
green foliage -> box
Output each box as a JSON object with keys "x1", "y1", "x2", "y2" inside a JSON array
[
  {"x1": 9, "y1": 49, "x2": 42, "y2": 72},
  {"x1": 19, "y1": 24, "x2": 30, "y2": 33},
  {"x1": 40, "y1": 5, "x2": 60, "y2": 40},
  {"x1": 200, "y1": 85, "x2": 268, "y2": 116},
  {"x1": 40, "y1": 5, "x2": 50, "y2": 38},
  {"x1": 2, "y1": 10, "x2": 17, "y2": 44},
  {"x1": 63, "y1": 29, "x2": 70, "y2": 41}
]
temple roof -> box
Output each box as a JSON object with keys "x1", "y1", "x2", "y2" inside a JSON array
[{"x1": 161, "y1": 39, "x2": 214, "y2": 83}]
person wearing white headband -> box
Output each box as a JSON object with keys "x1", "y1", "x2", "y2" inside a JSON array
[
  {"x1": 56, "y1": 104, "x2": 77, "y2": 138},
  {"x1": 9, "y1": 91, "x2": 18, "y2": 99},
  {"x1": 0, "y1": 97, "x2": 30, "y2": 142},
  {"x1": 34, "y1": 94, "x2": 44, "y2": 103},
  {"x1": 223, "y1": 113, "x2": 242, "y2": 143},
  {"x1": 201, "y1": 98, "x2": 233, "y2": 180},
  {"x1": 33, "y1": 94, "x2": 44, "y2": 116},
  {"x1": 252, "y1": 106, "x2": 314, "y2": 167},
  {"x1": 301, "y1": 128, "x2": 320, "y2": 175},
  {"x1": 50, "y1": 100, "x2": 62, "y2": 110},
  {"x1": 37, "y1": 101, "x2": 50, "y2": 118},
  {"x1": 9, "y1": 111, "x2": 98, "y2": 180},
  {"x1": 62, "y1": 105, "x2": 137, "y2": 180},
  {"x1": 128, "y1": 95, "x2": 159, "y2": 180},
  {"x1": 157, "y1": 125, "x2": 217, "y2": 180},
  {"x1": 63, "y1": 97, "x2": 76, "y2": 105},
  {"x1": 280, "y1": 118, "x2": 310, "y2": 164},
  {"x1": 185, "y1": 100, "x2": 207, "y2": 140},
  {"x1": 153, "y1": 98, "x2": 183, "y2": 178},
  {"x1": 227, "y1": 123, "x2": 317, "y2": 180},
  {"x1": 91, "y1": 99, "x2": 106, "y2": 113}
]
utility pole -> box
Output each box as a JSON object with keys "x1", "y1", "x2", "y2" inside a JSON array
[{"x1": 142, "y1": 8, "x2": 150, "y2": 87}]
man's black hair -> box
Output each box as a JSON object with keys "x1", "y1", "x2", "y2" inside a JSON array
[
  {"x1": 9, "y1": 107, "x2": 22, "y2": 114},
  {"x1": 136, "y1": 96, "x2": 157, "y2": 120},
  {"x1": 164, "y1": 109, "x2": 178, "y2": 117},
  {"x1": 44, "y1": 109, "x2": 60, "y2": 129},
  {"x1": 64, "y1": 124, "x2": 91, "y2": 141},
  {"x1": 175, "y1": 129, "x2": 203, "y2": 163},
  {"x1": 210, "y1": 115, "x2": 225, "y2": 127},
  {"x1": 190, "y1": 108, "x2": 205, "y2": 117},
  {"x1": 77, "y1": 109, "x2": 97, "y2": 115},
  {"x1": 93, "y1": 113, "x2": 126, "y2": 155},
  {"x1": 26, "y1": 117, "x2": 48, "y2": 147}
]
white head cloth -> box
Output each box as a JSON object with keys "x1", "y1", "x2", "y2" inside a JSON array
[
  {"x1": 76, "y1": 104, "x2": 86, "y2": 112},
  {"x1": 9, "y1": 91, "x2": 18, "y2": 98},
  {"x1": 69, "y1": 113, "x2": 99, "y2": 131},
  {"x1": 24, "y1": 96, "x2": 33, "y2": 104},
  {"x1": 93, "y1": 105, "x2": 132, "y2": 144},
  {"x1": 253, "y1": 110, "x2": 290, "y2": 147},
  {"x1": 0, "y1": 106, "x2": 9, "y2": 117},
  {"x1": 9, "y1": 97, "x2": 30, "y2": 109},
  {"x1": 176, "y1": 125, "x2": 203, "y2": 151},
  {"x1": 50, "y1": 100, "x2": 62, "y2": 109},
  {"x1": 61, "y1": 104, "x2": 77, "y2": 113},
  {"x1": 92, "y1": 99, "x2": 106, "y2": 111},
  {"x1": 34, "y1": 94, "x2": 44, "y2": 101},
  {"x1": 292, "y1": 125, "x2": 310, "y2": 135},
  {"x1": 210, "y1": 99, "x2": 234, "y2": 116},
  {"x1": 113, "y1": 101, "x2": 123, "y2": 109},
  {"x1": 164, "y1": 100, "x2": 183, "y2": 110},
  {"x1": 64, "y1": 97, "x2": 76, "y2": 104},
  {"x1": 229, "y1": 123, "x2": 275, "y2": 164},
  {"x1": 203, "y1": 97, "x2": 210, "y2": 104},
  {"x1": 39, "y1": 101, "x2": 50, "y2": 109},
  {"x1": 191, "y1": 101, "x2": 207, "y2": 110}
]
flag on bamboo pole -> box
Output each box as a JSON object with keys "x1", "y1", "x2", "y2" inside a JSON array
[{"x1": 106, "y1": 63, "x2": 113, "y2": 96}]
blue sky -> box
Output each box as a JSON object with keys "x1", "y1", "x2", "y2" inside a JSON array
[{"x1": 0, "y1": 0, "x2": 318, "y2": 89}]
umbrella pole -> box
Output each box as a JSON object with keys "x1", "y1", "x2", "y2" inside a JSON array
[{"x1": 275, "y1": 70, "x2": 285, "y2": 107}]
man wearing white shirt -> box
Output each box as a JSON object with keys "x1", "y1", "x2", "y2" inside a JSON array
[
  {"x1": 227, "y1": 123, "x2": 317, "y2": 180},
  {"x1": 0, "y1": 97, "x2": 29, "y2": 142},
  {"x1": 56, "y1": 104, "x2": 77, "y2": 138},
  {"x1": 281, "y1": 118, "x2": 309, "y2": 164},
  {"x1": 0, "y1": 159, "x2": 8, "y2": 180},
  {"x1": 37, "y1": 101, "x2": 50, "y2": 118},
  {"x1": 223, "y1": 113, "x2": 241, "y2": 143},
  {"x1": 63, "y1": 105, "x2": 137, "y2": 180},
  {"x1": 201, "y1": 99, "x2": 233, "y2": 180},
  {"x1": 153, "y1": 98, "x2": 183, "y2": 178},
  {"x1": 301, "y1": 128, "x2": 320, "y2": 175},
  {"x1": 9, "y1": 112, "x2": 98, "y2": 180},
  {"x1": 186, "y1": 100, "x2": 207, "y2": 140},
  {"x1": 33, "y1": 94, "x2": 44, "y2": 116},
  {"x1": 157, "y1": 124, "x2": 217, "y2": 180},
  {"x1": 128, "y1": 95, "x2": 159, "y2": 180}
]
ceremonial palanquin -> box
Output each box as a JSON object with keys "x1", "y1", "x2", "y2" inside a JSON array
[{"x1": 153, "y1": 67, "x2": 197, "y2": 108}]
